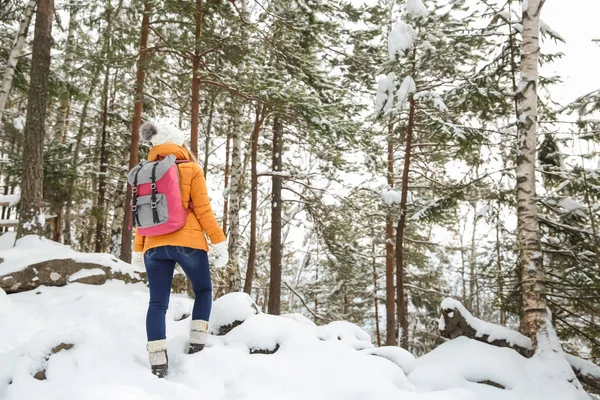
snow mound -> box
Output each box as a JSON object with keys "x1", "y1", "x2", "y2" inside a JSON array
[
  {"x1": 280, "y1": 312, "x2": 317, "y2": 328},
  {"x1": 0, "y1": 283, "x2": 591, "y2": 400},
  {"x1": 361, "y1": 346, "x2": 416, "y2": 375},
  {"x1": 409, "y1": 337, "x2": 589, "y2": 400},
  {"x1": 209, "y1": 292, "x2": 260, "y2": 335},
  {"x1": 0, "y1": 235, "x2": 141, "y2": 277},
  {"x1": 316, "y1": 321, "x2": 374, "y2": 350}
]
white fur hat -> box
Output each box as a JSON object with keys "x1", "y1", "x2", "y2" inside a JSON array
[{"x1": 139, "y1": 121, "x2": 185, "y2": 146}]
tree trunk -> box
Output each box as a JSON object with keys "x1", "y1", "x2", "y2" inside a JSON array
[
  {"x1": 120, "y1": 1, "x2": 151, "y2": 262},
  {"x1": 94, "y1": 2, "x2": 114, "y2": 253},
  {"x1": 16, "y1": 0, "x2": 54, "y2": 239},
  {"x1": 223, "y1": 131, "x2": 231, "y2": 234},
  {"x1": 227, "y1": 100, "x2": 244, "y2": 292},
  {"x1": 190, "y1": 0, "x2": 204, "y2": 160},
  {"x1": 469, "y1": 201, "x2": 478, "y2": 315},
  {"x1": 54, "y1": 4, "x2": 78, "y2": 142},
  {"x1": 373, "y1": 229, "x2": 381, "y2": 347},
  {"x1": 268, "y1": 116, "x2": 283, "y2": 315},
  {"x1": 203, "y1": 94, "x2": 216, "y2": 177},
  {"x1": 0, "y1": 0, "x2": 36, "y2": 119},
  {"x1": 516, "y1": 0, "x2": 547, "y2": 350},
  {"x1": 385, "y1": 119, "x2": 396, "y2": 346},
  {"x1": 495, "y1": 207, "x2": 506, "y2": 325},
  {"x1": 244, "y1": 104, "x2": 266, "y2": 294},
  {"x1": 64, "y1": 73, "x2": 99, "y2": 245},
  {"x1": 395, "y1": 95, "x2": 416, "y2": 350}
]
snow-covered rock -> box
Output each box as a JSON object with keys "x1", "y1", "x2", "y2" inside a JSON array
[
  {"x1": 0, "y1": 235, "x2": 145, "y2": 293},
  {"x1": 209, "y1": 292, "x2": 260, "y2": 335}
]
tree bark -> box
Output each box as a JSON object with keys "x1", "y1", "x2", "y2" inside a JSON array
[
  {"x1": 64, "y1": 73, "x2": 99, "y2": 245},
  {"x1": 372, "y1": 228, "x2": 381, "y2": 347},
  {"x1": 16, "y1": 0, "x2": 54, "y2": 239},
  {"x1": 385, "y1": 118, "x2": 396, "y2": 346},
  {"x1": 190, "y1": 0, "x2": 204, "y2": 160},
  {"x1": 94, "y1": 2, "x2": 114, "y2": 253},
  {"x1": 469, "y1": 201, "x2": 478, "y2": 315},
  {"x1": 203, "y1": 94, "x2": 216, "y2": 177},
  {"x1": 516, "y1": 0, "x2": 548, "y2": 350},
  {"x1": 0, "y1": 0, "x2": 36, "y2": 119},
  {"x1": 223, "y1": 131, "x2": 231, "y2": 234},
  {"x1": 268, "y1": 116, "x2": 283, "y2": 315},
  {"x1": 120, "y1": 1, "x2": 151, "y2": 262},
  {"x1": 244, "y1": 104, "x2": 266, "y2": 294},
  {"x1": 395, "y1": 94, "x2": 416, "y2": 350},
  {"x1": 54, "y1": 4, "x2": 78, "y2": 142}
]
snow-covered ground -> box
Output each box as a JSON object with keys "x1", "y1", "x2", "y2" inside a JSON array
[{"x1": 0, "y1": 281, "x2": 590, "y2": 400}]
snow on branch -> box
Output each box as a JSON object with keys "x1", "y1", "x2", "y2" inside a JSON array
[
  {"x1": 439, "y1": 298, "x2": 534, "y2": 357},
  {"x1": 388, "y1": 21, "x2": 415, "y2": 61}
]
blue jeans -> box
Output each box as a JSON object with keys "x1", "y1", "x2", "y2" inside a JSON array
[{"x1": 144, "y1": 245, "x2": 212, "y2": 341}]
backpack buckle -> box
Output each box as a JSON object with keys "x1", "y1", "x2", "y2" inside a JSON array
[
  {"x1": 132, "y1": 205, "x2": 137, "y2": 211},
  {"x1": 151, "y1": 183, "x2": 157, "y2": 190},
  {"x1": 151, "y1": 202, "x2": 157, "y2": 208},
  {"x1": 132, "y1": 187, "x2": 137, "y2": 193}
]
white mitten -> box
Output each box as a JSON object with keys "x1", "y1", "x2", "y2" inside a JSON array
[
  {"x1": 212, "y1": 241, "x2": 229, "y2": 269},
  {"x1": 131, "y1": 251, "x2": 145, "y2": 269}
]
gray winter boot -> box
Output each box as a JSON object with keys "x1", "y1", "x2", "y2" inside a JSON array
[
  {"x1": 188, "y1": 320, "x2": 209, "y2": 354},
  {"x1": 147, "y1": 339, "x2": 168, "y2": 378}
]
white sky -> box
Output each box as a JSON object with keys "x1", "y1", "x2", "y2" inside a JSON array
[{"x1": 542, "y1": 0, "x2": 600, "y2": 103}]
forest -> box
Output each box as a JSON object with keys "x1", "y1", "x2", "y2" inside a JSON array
[{"x1": 1, "y1": 0, "x2": 600, "y2": 397}]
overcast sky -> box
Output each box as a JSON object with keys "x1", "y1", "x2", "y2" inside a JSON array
[{"x1": 542, "y1": 0, "x2": 600, "y2": 103}]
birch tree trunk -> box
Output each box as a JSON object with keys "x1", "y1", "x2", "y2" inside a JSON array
[
  {"x1": 120, "y1": 1, "x2": 151, "y2": 262},
  {"x1": 516, "y1": 0, "x2": 548, "y2": 350},
  {"x1": 16, "y1": 0, "x2": 54, "y2": 239},
  {"x1": 227, "y1": 100, "x2": 243, "y2": 292},
  {"x1": 226, "y1": 0, "x2": 248, "y2": 292},
  {"x1": 268, "y1": 116, "x2": 283, "y2": 315},
  {"x1": 385, "y1": 118, "x2": 396, "y2": 346},
  {"x1": 0, "y1": 0, "x2": 36, "y2": 119}
]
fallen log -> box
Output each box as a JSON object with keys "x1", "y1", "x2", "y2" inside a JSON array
[{"x1": 439, "y1": 298, "x2": 533, "y2": 358}]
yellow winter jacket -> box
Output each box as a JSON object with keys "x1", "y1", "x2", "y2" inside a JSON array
[{"x1": 133, "y1": 143, "x2": 226, "y2": 253}]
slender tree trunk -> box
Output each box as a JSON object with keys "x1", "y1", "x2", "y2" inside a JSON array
[
  {"x1": 469, "y1": 202, "x2": 478, "y2": 315},
  {"x1": 16, "y1": 0, "x2": 54, "y2": 239},
  {"x1": 54, "y1": 5, "x2": 78, "y2": 142},
  {"x1": 203, "y1": 94, "x2": 215, "y2": 176},
  {"x1": 268, "y1": 116, "x2": 283, "y2": 315},
  {"x1": 244, "y1": 104, "x2": 266, "y2": 294},
  {"x1": 120, "y1": 1, "x2": 151, "y2": 262},
  {"x1": 227, "y1": 100, "x2": 243, "y2": 292},
  {"x1": 64, "y1": 74, "x2": 99, "y2": 245},
  {"x1": 223, "y1": 131, "x2": 231, "y2": 234},
  {"x1": 372, "y1": 229, "x2": 381, "y2": 347},
  {"x1": 396, "y1": 95, "x2": 416, "y2": 350},
  {"x1": 0, "y1": 0, "x2": 36, "y2": 119},
  {"x1": 94, "y1": 2, "x2": 114, "y2": 253},
  {"x1": 190, "y1": 0, "x2": 204, "y2": 159},
  {"x1": 385, "y1": 118, "x2": 396, "y2": 346},
  {"x1": 496, "y1": 207, "x2": 505, "y2": 325},
  {"x1": 516, "y1": 0, "x2": 547, "y2": 350}
]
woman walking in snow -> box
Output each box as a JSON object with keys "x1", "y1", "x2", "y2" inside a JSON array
[{"x1": 130, "y1": 121, "x2": 228, "y2": 378}]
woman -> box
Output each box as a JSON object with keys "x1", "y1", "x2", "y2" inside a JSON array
[{"x1": 131, "y1": 121, "x2": 228, "y2": 378}]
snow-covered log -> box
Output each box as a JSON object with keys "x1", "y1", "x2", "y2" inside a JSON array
[
  {"x1": 439, "y1": 298, "x2": 534, "y2": 357},
  {"x1": 439, "y1": 298, "x2": 600, "y2": 394},
  {"x1": 567, "y1": 354, "x2": 600, "y2": 393}
]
